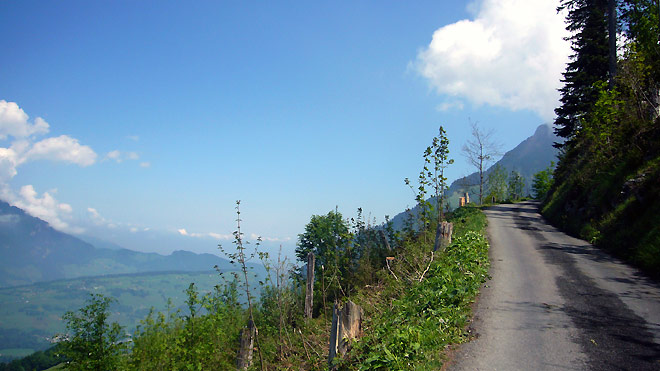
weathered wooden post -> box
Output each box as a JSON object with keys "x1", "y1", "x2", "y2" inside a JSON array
[
  {"x1": 305, "y1": 252, "x2": 315, "y2": 319},
  {"x1": 441, "y1": 221, "x2": 453, "y2": 247},
  {"x1": 328, "y1": 303, "x2": 340, "y2": 367},
  {"x1": 236, "y1": 320, "x2": 256, "y2": 370},
  {"x1": 378, "y1": 229, "x2": 392, "y2": 250},
  {"x1": 338, "y1": 301, "x2": 362, "y2": 355},
  {"x1": 328, "y1": 301, "x2": 363, "y2": 368}
]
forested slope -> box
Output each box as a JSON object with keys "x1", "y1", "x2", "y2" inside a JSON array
[{"x1": 543, "y1": 0, "x2": 660, "y2": 277}]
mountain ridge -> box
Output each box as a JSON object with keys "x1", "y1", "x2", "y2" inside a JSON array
[{"x1": 0, "y1": 200, "x2": 239, "y2": 288}]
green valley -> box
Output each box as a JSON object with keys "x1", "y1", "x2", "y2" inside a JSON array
[{"x1": 0, "y1": 270, "x2": 246, "y2": 362}]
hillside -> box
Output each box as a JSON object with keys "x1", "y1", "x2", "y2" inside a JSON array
[
  {"x1": 543, "y1": 108, "x2": 660, "y2": 277},
  {"x1": 542, "y1": 1, "x2": 660, "y2": 278},
  {"x1": 0, "y1": 201, "x2": 238, "y2": 288}
]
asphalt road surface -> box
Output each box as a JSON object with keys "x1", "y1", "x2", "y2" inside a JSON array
[{"x1": 449, "y1": 201, "x2": 660, "y2": 370}]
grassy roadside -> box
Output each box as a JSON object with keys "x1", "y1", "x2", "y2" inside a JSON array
[
  {"x1": 13, "y1": 206, "x2": 489, "y2": 371},
  {"x1": 338, "y1": 205, "x2": 489, "y2": 370}
]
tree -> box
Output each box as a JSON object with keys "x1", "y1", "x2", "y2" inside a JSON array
[
  {"x1": 58, "y1": 293, "x2": 125, "y2": 371},
  {"x1": 295, "y1": 210, "x2": 352, "y2": 300},
  {"x1": 554, "y1": 0, "x2": 611, "y2": 141},
  {"x1": 619, "y1": 0, "x2": 660, "y2": 120},
  {"x1": 423, "y1": 126, "x2": 453, "y2": 252},
  {"x1": 426, "y1": 126, "x2": 453, "y2": 226},
  {"x1": 404, "y1": 126, "x2": 453, "y2": 248},
  {"x1": 532, "y1": 163, "x2": 555, "y2": 200},
  {"x1": 608, "y1": 0, "x2": 618, "y2": 88},
  {"x1": 486, "y1": 164, "x2": 508, "y2": 203},
  {"x1": 462, "y1": 121, "x2": 500, "y2": 205},
  {"x1": 508, "y1": 171, "x2": 526, "y2": 201}
]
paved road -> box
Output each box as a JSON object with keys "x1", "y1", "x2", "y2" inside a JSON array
[{"x1": 449, "y1": 202, "x2": 660, "y2": 370}]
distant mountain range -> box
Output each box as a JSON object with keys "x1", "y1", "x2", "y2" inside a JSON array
[
  {"x1": 0, "y1": 201, "x2": 241, "y2": 288},
  {"x1": 391, "y1": 124, "x2": 559, "y2": 229}
]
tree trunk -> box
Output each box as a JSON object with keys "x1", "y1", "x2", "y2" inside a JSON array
[
  {"x1": 479, "y1": 156, "x2": 484, "y2": 205},
  {"x1": 608, "y1": 0, "x2": 617, "y2": 88},
  {"x1": 305, "y1": 252, "x2": 315, "y2": 319},
  {"x1": 328, "y1": 303, "x2": 339, "y2": 368},
  {"x1": 434, "y1": 221, "x2": 453, "y2": 251},
  {"x1": 236, "y1": 320, "x2": 256, "y2": 370},
  {"x1": 378, "y1": 229, "x2": 392, "y2": 250},
  {"x1": 328, "y1": 301, "x2": 363, "y2": 367}
]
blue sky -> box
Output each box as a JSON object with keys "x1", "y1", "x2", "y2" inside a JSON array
[{"x1": 0, "y1": 0, "x2": 570, "y2": 259}]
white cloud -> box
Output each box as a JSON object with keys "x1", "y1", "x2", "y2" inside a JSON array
[
  {"x1": 208, "y1": 232, "x2": 234, "y2": 240},
  {"x1": 0, "y1": 101, "x2": 98, "y2": 234},
  {"x1": 127, "y1": 135, "x2": 139, "y2": 141},
  {"x1": 139, "y1": 161, "x2": 150, "y2": 168},
  {"x1": 104, "y1": 150, "x2": 141, "y2": 164},
  {"x1": 87, "y1": 207, "x2": 108, "y2": 226},
  {"x1": 436, "y1": 100, "x2": 465, "y2": 112},
  {"x1": 0, "y1": 147, "x2": 19, "y2": 183},
  {"x1": 250, "y1": 233, "x2": 291, "y2": 242},
  {"x1": 106, "y1": 150, "x2": 121, "y2": 161},
  {"x1": 10, "y1": 185, "x2": 83, "y2": 234},
  {"x1": 0, "y1": 100, "x2": 50, "y2": 139},
  {"x1": 177, "y1": 228, "x2": 234, "y2": 240},
  {"x1": 25, "y1": 135, "x2": 96, "y2": 166},
  {"x1": 415, "y1": 0, "x2": 571, "y2": 120}
]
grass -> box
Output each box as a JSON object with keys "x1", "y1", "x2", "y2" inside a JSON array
[{"x1": 340, "y1": 205, "x2": 490, "y2": 370}]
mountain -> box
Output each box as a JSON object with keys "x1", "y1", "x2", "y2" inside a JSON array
[
  {"x1": 390, "y1": 124, "x2": 559, "y2": 229},
  {"x1": 0, "y1": 201, "x2": 240, "y2": 288},
  {"x1": 445, "y1": 123, "x2": 559, "y2": 204}
]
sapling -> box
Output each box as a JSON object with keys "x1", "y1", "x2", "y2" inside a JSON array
[{"x1": 218, "y1": 200, "x2": 265, "y2": 371}]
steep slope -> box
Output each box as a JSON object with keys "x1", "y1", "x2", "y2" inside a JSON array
[
  {"x1": 0, "y1": 201, "x2": 237, "y2": 288},
  {"x1": 542, "y1": 118, "x2": 660, "y2": 277}
]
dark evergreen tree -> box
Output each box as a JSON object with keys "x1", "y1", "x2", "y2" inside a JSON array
[{"x1": 554, "y1": 0, "x2": 611, "y2": 142}]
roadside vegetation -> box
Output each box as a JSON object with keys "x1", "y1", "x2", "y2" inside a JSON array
[{"x1": 10, "y1": 126, "x2": 491, "y2": 370}]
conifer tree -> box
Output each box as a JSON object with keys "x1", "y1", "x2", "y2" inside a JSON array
[{"x1": 555, "y1": 0, "x2": 611, "y2": 141}]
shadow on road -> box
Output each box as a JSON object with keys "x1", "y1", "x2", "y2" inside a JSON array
[{"x1": 489, "y1": 202, "x2": 660, "y2": 369}]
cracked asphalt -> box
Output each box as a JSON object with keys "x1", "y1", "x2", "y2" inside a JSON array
[{"x1": 449, "y1": 201, "x2": 660, "y2": 370}]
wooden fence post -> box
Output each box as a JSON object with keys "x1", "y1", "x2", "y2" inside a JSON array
[
  {"x1": 378, "y1": 229, "x2": 392, "y2": 251},
  {"x1": 338, "y1": 301, "x2": 362, "y2": 356},
  {"x1": 441, "y1": 221, "x2": 453, "y2": 247},
  {"x1": 328, "y1": 301, "x2": 363, "y2": 368},
  {"x1": 236, "y1": 319, "x2": 256, "y2": 370},
  {"x1": 305, "y1": 252, "x2": 315, "y2": 319},
  {"x1": 328, "y1": 303, "x2": 340, "y2": 368}
]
